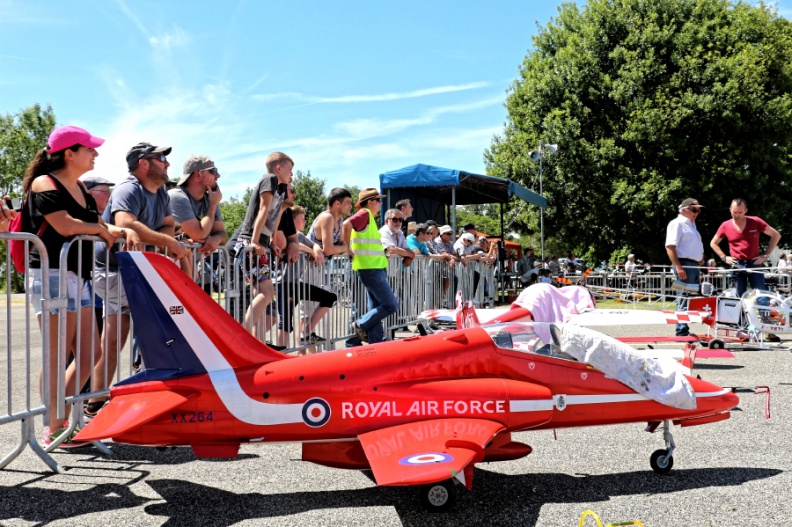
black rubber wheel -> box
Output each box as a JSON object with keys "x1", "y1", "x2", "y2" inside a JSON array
[
  {"x1": 419, "y1": 479, "x2": 456, "y2": 512},
  {"x1": 708, "y1": 339, "x2": 725, "y2": 349},
  {"x1": 650, "y1": 449, "x2": 674, "y2": 474}
]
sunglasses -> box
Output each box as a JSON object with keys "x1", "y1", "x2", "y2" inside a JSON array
[
  {"x1": 388, "y1": 218, "x2": 403, "y2": 223},
  {"x1": 200, "y1": 167, "x2": 219, "y2": 175},
  {"x1": 145, "y1": 154, "x2": 168, "y2": 163},
  {"x1": 687, "y1": 208, "x2": 701, "y2": 214}
]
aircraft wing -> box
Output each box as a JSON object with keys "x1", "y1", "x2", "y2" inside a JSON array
[
  {"x1": 75, "y1": 390, "x2": 197, "y2": 442},
  {"x1": 421, "y1": 306, "x2": 710, "y2": 327},
  {"x1": 567, "y1": 308, "x2": 712, "y2": 326},
  {"x1": 358, "y1": 418, "x2": 505, "y2": 488}
]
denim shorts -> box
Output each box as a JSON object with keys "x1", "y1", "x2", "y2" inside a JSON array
[{"x1": 27, "y1": 268, "x2": 92, "y2": 316}]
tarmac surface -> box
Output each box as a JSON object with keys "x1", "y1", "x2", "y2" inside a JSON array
[{"x1": 0, "y1": 304, "x2": 790, "y2": 527}]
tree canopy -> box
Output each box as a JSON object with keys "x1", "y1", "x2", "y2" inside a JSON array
[
  {"x1": 0, "y1": 104, "x2": 56, "y2": 197},
  {"x1": 292, "y1": 170, "x2": 326, "y2": 227},
  {"x1": 485, "y1": 0, "x2": 792, "y2": 264}
]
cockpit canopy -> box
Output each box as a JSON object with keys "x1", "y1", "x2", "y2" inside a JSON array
[{"x1": 482, "y1": 322, "x2": 577, "y2": 361}]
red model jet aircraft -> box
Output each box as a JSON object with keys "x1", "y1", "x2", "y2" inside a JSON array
[{"x1": 76, "y1": 253, "x2": 738, "y2": 511}]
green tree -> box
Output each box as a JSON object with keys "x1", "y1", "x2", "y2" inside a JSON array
[
  {"x1": 220, "y1": 187, "x2": 252, "y2": 239},
  {"x1": 456, "y1": 203, "x2": 503, "y2": 237},
  {"x1": 0, "y1": 104, "x2": 57, "y2": 291},
  {"x1": 0, "y1": 103, "x2": 57, "y2": 196},
  {"x1": 292, "y1": 170, "x2": 326, "y2": 227},
  {"x1": 485, "y1": 0, "x2": 792, "y2": 264},
  {"x1": 345, "y1": 186, "x2": 361, "y2": 207}
]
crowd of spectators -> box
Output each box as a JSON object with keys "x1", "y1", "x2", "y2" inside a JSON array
[{"x1": 3, "y1": 125, "x2": 517, "y2": 438}]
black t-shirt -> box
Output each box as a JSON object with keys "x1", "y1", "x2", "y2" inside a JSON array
[
  {"x1": 29, "y1": 176, "x2": 100, "y2": 279},
  {"x1": 277, "y1": 207, "x2": 297, "y2": 240}
]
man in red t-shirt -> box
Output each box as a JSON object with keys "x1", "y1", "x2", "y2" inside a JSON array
[{"x1": 710, "y1": 198, "x2": 781, "y2": 297}]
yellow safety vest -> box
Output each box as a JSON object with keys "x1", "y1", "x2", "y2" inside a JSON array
[{"x1": 350, "y1": 209, "x2": 387, "y2": 270}]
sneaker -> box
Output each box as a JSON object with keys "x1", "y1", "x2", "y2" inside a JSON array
[
  {"x1": 351, "y1": 321, "x2": 368, "y2": 343},
  {"x1": 42, "y1": 423, "x2": 89, "y2": 449},
  {"x1": 84, "y1": 401, "x2": 105, "y2": 420},
  {"x1": 265, "y1": 341, "x2": 288, "y2": 351},
  {"x1": 132, "y1": 357, "x2": 143, "y2": 374},
  {"x1": 302, "y1": 332, "x2": 326, "y2": 344},
  {"x1": 766, "y1": 333, "x2": 781, "y2": 343}
]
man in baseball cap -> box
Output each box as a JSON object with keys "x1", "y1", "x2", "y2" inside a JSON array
[
  {"x1": 79, "y1": 175, "x2": 115, "y2": 190},
  {"x1": 125, "y1": 142, "x2": 172, "y2": 171},
  {"x1": 169, "y1": 154, "x2": 226, "y2": 257},
  {"x1": 679, "y1": 198, "x2": 704, "y2": 210},
  {"x1": 91, "y1": 141, "x2": 187, "y2": 402},
  {"x1": 79, "y1": 175, "x2": 115, "y2": 214},
  {"x1": 665, "y1": 197, "x2": 706, "y2": 336}
]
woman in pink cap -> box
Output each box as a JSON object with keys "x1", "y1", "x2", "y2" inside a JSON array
[{"x1": 22, "y1": 125, "x2": 124, "y2": 447}]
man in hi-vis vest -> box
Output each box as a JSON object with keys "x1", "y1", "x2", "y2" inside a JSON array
[{"x1": 342, "y1": 188, "x2": 398, "y2": 346}]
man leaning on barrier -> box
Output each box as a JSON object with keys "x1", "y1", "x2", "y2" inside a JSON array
[
  {"x1": 307, "y1": 187, "x2": 352, "y2": 256},
  {"x1": 168, "y1": 155, "x2": 228, "y2": 290},
  {"x1": 665, "y1": 198, "x2": 705, "y2": 337},
  {"x1": 169, "y1": 154, "x2": 227, "y2": 256},
  {"x1": 235, "y1": 152, "x2": 297, "y2": 338},
  {"x1": 89, "y1": 142, "x2": 188, "y2": 417},
  {"x1": 379, "y1": 208, "x2": 414, "y2": 263}
]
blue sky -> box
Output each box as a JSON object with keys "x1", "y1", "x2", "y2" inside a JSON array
[{"x1": 2, "y1": 1, "x2": 790, "y2": 200}]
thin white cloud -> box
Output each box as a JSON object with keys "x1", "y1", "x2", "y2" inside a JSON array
[
  {"x1": 149, "y1": 26, "x2": 189, "y2": 51},
  {"x1": 343, "y1": 144, "x2": 410, "y2": 160},
  {"x1": 316, "y1": 82, "x2": 491, "y2": 103},
  {"x1": 0, "y1": 0, "x2": 58, "y2": 26},
  {"x1": 250, "y1": 82, "x2": 491, "y2": 104},
  {"x1": 114, "y1": 0, "x2": 149, "y2": 37},
  {"x1": 114, "y1": 0, "x2": 188, "y2": 52},
  {"x1": 331, "y1": 97, "x2": 503, "y2": 138}
]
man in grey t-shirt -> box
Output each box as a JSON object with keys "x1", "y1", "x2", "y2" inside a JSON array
[
  {"x1": 169, "y1": 154, "x2": 227, "y2": 255},
  {"x1": 90, "y1": 142, "x2": 188, "y2": 411}
]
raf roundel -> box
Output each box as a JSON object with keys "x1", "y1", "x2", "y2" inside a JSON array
[
  {"x1": 302, "y1": 398, "x2": 331, "y2": 427},
  {"x1": 399, "y1": 453, "x2": 454, "y2": 466}
]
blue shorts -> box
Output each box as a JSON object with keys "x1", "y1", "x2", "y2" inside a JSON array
[{"x1": 27, "y1": 268, "x2": 92, "y2": 316}]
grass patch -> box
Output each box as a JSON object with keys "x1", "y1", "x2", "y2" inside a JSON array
[{"x1": 595, "y1": 298, "x2": 674, "y2": 311}]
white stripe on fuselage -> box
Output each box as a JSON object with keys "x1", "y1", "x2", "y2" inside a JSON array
[
  {"x1": 510, "y1": 389, "x2": 729, "y2": 411},
  {"x1": 131, "y1": 253, "x2": 303, "y2": 426}
]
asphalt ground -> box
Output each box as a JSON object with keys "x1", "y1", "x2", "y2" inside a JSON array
[{"x1": 0, "y1": 304, "x2": 790, "y2": 527}]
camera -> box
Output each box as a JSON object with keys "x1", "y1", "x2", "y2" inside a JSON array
[{"x1": 4, "y1": 197, "x2": 23, "y2": 212}]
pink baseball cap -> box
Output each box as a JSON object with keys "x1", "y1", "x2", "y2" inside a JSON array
[{"x1": 47, "y1": 125, "x2": 105, "y2": 153}]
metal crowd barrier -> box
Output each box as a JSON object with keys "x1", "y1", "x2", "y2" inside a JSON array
[
  {"x1": 585, "y1": 265, "x2": 792, "y2": 307},
  {"x1": 0, "y1": 232, "x2": 61, "y2": 471},
  {"x1": 1, "y1": 233, "x2": 498, "y2": 472}
]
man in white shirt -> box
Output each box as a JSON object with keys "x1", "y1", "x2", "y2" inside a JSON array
[
  {"x1": 665, "y1": 198, "x2": 705, "y2": 336},
  {"x1": 379, "y1": 208, "x2": 413, "y2": 262},
  {"x1": 624, "y1": 254, "x2": 637, "y2": 274}
]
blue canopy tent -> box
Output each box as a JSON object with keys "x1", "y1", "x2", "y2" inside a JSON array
[{"x1": 378, "y1": 163, "x2": 546, "y2": 235}]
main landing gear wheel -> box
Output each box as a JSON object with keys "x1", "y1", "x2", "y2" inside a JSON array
[
  {"x1": 708, "y1": 338, "x2": 725, "y2": 349},
  {"x1": 419, "y1": 479, "x2": 456, "y2": 512},
  {"x1": 650, "y1": 449, "x2": 674, "y2": 474}
]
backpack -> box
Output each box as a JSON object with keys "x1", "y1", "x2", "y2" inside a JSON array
[{"x1": 8, "y1": 176, "x2": 53, "y2": 274}]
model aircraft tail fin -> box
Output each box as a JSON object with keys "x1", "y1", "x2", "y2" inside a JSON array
[
  {"x1": 680, "y1": 343, "x2": 698, "y2": 371},
  {"x1": 116, "y1": 252, "x2": 288, "y2": 380},
  {"x1": 688, "y1": 297, "x2": 717, "y2": 327},
  {"x1": 454, "y1": 291, "x2": 481, "y2": 329}
]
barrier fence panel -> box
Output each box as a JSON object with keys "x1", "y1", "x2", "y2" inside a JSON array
[{"x1": 0, "y1": 232, "x2": 61, "y2": 471}]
